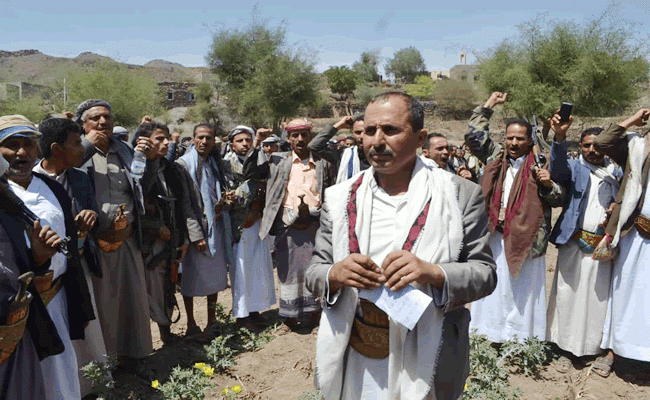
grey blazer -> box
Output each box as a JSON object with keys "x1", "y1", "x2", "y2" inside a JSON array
[
  {"x1": 244, "y1": 148, "x2": 337, "y2": 240},
  {"x1": 306, "y1": 174, "x2": 497, "y2": 400}
]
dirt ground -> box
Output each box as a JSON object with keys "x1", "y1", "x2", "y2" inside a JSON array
[{"x1": 110, "y1": 237, "x2": 650, "y2": 400}]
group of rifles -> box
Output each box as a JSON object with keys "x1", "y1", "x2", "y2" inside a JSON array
[{"x1": 1, "y1": 89, "x2": 650, "y2": 400}]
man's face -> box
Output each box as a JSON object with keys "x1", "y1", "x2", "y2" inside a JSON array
[
  {"x1": 344, "y1": 138, "x2": 355, "y2": 148},
  {"x1": 581, "y1": 134, "x2": 605, "y2": 165},
  {"x1": 505, "y1": 123, "x2": 532, "y2": 159},
  {"x1": 57, "y1": 131, "x2": 85, "y2": 168},
  {"x1": 262, "y1": 143, "x2": 278, "y2": 155},
  {"x1": 0, "y1": 137, "x2": 38, "y2": 185},
  {"x1": 81, "y1": 106, "x2": 113, "y2": 136},
  {"x1": 150, "y1": 129, "x2": 170, "y2": 159},
  {"x1": 363, "y1": 96, "x2": 425, "y2": 176},
  {"x1": 287, "y1": 129, "x2": 311, "y2": 156},
  {"x1": 231, "y1": 133, "x2": 252, "y2": 156},
  {"x1": 193, "y1": 126, "x2": 215, "y2": 157},
  {"x1": 423, "y1": 137, "x2": 450, "y2": 168},
  {"x1": 352, "y1": 120, "x2": 365, "y2": 146}
]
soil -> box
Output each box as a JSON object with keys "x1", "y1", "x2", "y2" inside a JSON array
[
  {"x1": 109, "y1": 117, "x2": 650, "y2": 399},
  {"x1": 109, "y1": 241, "x2": 650, "y2": 400}
]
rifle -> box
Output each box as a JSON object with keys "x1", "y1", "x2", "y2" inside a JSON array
[{"x1": 529, "y1": 115, "x2": 547, "y2": 170}]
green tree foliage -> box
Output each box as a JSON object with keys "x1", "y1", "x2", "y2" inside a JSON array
[
  {"x1": 324, "y1": 66, "x2": 358, "y2": 115},
  {"x1": 385, "y1": 47, "x2": 427, "y2": 84},
  {"x1": 0, "y1": 96, "x2": 50, "y2": 123},
  {"x1": 207, "y1": 18, "x2": 319, "y2": 127},
  {"x1": 405, "y1": 75, "x2": 436, "y2": 100},
  {"x1": 433, "y1": 79, "x2": 478, "y2": 118},
  {"x1": 479, "y1": 9, "x2": 649, "y2": 117},
  {"x1": 352, "y1": 51, "x2": 381, "y2": 83},
  {"x1": 56, "y1": 61, "x2": 163, "y2": 126}
]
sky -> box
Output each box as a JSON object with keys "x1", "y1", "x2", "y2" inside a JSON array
[{"x1": 1, "y1": 0, "x2": 649, "y2": 76}]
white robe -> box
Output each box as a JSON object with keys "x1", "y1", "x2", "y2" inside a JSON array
[
  {"x1": 600, "y1": 173, "x2": 650, "y2": 361},
  {"x1": 547, "y1": 170, "x2": 615, "y2": 357},
  {"x1": 469, "y1": 156, "x2": 547, "y2": 343},
  {"x1": 9, "y1": 177, "x2": 81, "y2": 400},
  {"x1": 230, "y1": 220, "x2": 276, "y2": 318}
]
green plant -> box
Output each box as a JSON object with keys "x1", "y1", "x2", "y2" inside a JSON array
[
  {"x1": 81, "y1": 356, "x2": 118, "y2": 400},
  {"x1": 204, "y1": 334, "x2": 238, "y2": 373},
  {"x1": 296, "y1": 390, "x2": 323, "y2": 400},
  {"x1": 155, "y1": 365, "x2": 216, "y2": 400},
  {"x1": 499, "y1": 336, "x2": 553, "y2": 377}
]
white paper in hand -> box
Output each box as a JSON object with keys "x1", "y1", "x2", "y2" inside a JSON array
[{"x1": 358, "y1": 284, "x2": 432, "y2": 330}]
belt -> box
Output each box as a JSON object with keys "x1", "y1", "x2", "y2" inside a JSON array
[
  {"x1": 33, "y1": 271, "x2": 62, "y2": 307},
  {"x1": 97, "y1": 224, "x2": 133, "y2": 253},
  {"x1": 348, "y1": 299, "x2": 389, "y2": 359},
  {"x1": 0, "y1": 303, "x2": 30, "y2": 364},
  {"x1": 571, "y1": 229, "x2": 604, "y2": 250},
  {"x1": 635, "y1": 214, "x2": 650, "y2": 239}
]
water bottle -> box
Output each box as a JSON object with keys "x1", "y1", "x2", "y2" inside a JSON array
[{"x1": 131, "y1": 150, "x2": 147, "y2": 179}]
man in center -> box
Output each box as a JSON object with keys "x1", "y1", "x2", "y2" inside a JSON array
[{"x1": 306, "y1": 92, "x2": 496, "y2": 400}]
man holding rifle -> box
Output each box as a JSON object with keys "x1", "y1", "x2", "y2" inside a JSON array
[{"x1": 465, "y1": 92, "x2": 563, "y2": 343}]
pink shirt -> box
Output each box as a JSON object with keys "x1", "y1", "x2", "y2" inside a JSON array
[{"x1": 282, "y1": 151, "x2": 321, "y2": 210}]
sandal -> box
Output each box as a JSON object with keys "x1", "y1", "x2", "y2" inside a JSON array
[
  {"x1": 275, "y1": 323, "x2": 293, "y2": 336},
  {"x1": 554, "y1": 355, "x2": 573, "y2": 374},
  {"x1": 592, "y1": 356, "x2": 613, "y2": 378}
]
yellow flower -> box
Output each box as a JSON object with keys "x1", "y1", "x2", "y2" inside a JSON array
[
  {"x1": 203, "y1": 366, "x2": 215, "y2": 376},
  {"x1": 464, "y1": 382, "x2": 468, "y2": 391},
  {"x1": 194, "y1": 362, "x2": 206, "y2": 369},
  {"x1": 232, "y1": 384, "x2": 242, "y2": 393},
  {"x1": 151, "y1": 380, "x2": 160, "y2": 389},
  {"x1": 222, "y1": 387, "x2": 230, "y2": 395}
]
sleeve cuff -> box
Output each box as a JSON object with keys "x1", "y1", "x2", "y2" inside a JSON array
[
  {"x1": 325, "y1": 264, "x2": 341, "y2": 306},
  {"x1": 431, "y1": 266, "x2": 449, "y2": 308}
]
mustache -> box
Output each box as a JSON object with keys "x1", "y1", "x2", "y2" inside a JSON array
[{"x1": 368, "y1": 147, "x2": 394, "y2": 157}]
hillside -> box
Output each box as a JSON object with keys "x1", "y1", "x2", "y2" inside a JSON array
[{"x1": 0, "y1": 49, "x2": 210, "y2": 85}]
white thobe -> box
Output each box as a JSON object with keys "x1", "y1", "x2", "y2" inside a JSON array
[
  {"x1": 601, "y1": 173, "x2": 650, "y2": 361},
  {"x1": 469, "y1": 155, "x2": 547, "y2": 343},
  {"x1": 547, "y1": 171, "x2": 615, "y2": 356},
  {"x1": 9, "y1": 177, "x2": 81, "y2": 400}
]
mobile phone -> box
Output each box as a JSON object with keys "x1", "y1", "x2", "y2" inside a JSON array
[{"x1": 559, "y1": 102, "x2": 573, "y2": 122}]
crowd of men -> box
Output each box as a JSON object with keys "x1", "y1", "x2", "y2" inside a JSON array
[{"x1": 1, "y1": 89, "x2": 649, "y2": 400}]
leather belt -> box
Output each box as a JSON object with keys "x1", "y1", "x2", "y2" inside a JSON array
[
  {"x1": 571, "y1": 230, "x2": 604, "y2": 249},
  {"x1": 33, "y1": 271, "x2": 62, "y2": 307},
  {"x1": 635, "y1": 214, "x2": 650, "y2": 239},
  {"x1": 348, "y1": 299, "x2": 390, "y2": 359},
  {"x1": 0, "y1": 303, "x2": 30, "y2": 364},
  {"x1": 97, "y1": 224, "x2": 132, "y2": 253}
]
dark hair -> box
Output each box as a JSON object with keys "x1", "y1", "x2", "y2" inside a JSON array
[
  {"x1": 505, "y1": 118, "x2": 533, "y2": 137},
  {"x1": 38, "y1": 118, "x2": 83, "y2": 159},
  {"x1": 352, "y1": 113, "x2": 365, "y2": 123},
  {"x1": 422, "y1": 132, "x2": 447, "y2": 149},
  {"x1": 368, "y1": 91, "x2": 424, "y2": 132},
  {"x1": 193, "y1": 123, "x2": 214, "y2": 137},
  {"x1": 580, "y1": 127, "x2": 603, "y2": 143},
  {"x1": 137, "y1": 122, "x2": 170, "y2": 138}
]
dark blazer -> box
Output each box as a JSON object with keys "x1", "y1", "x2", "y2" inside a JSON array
[
  {"x1": 32, "y1": 173, "x2": 95, "y2": 341},
  {"x1": 244, "y1": 147, "x2": 337, "y2": 240},
  {"x1": 65, "y1": 167, "x2": 102, "y2": 277},
  {"x1": 0, "y1": 212, "x2": 64, "y2": 360}
]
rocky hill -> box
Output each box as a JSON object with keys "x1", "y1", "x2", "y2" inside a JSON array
[{"x1": 0, "y1": 49, "x2": 211, "y2": 85}]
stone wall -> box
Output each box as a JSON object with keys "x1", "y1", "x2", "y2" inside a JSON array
[{"x1": 159, "y1": 82, "x2": 197, "y2": 109}]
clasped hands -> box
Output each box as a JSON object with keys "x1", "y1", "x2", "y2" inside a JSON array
[{"x1": 328, "y1": 251, "x2": 445, "y2": 293}]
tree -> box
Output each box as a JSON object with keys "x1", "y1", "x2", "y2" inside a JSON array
[
  {"x1": 479, "y1": 9, "x2": 649, "y2": 117},
  {"x1": 55, "y1": 61, "x2": 163, "y2": 126},
  {"x1": 207, "y1": 17, "x2": 319, "y2": 127},
  {"x1": 0, "y1": 96, "x2": 50, "y2": 123},
  {"x1": 405, "y1": 75, "x2": 436, "y2": 100},
  {"x1": 324, "y1": 66, "x2": 357, "y2": 115},
  {"x1": 385, "y1": 47, "x2": 427, "y2": 84},
  {"x1": 352, "y1": 51, "x2": 381, "y2": 83},
  {"x1": 432, "y1": 79, "x2": 478, "y2": 119}
]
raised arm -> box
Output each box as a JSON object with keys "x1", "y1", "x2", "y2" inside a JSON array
[
  {"x1": 594, "y1": 108, "x2": 650, "y2": 167},
  {"x1": 465, "y1": 92, "x2": 507, "y2": 164}
]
